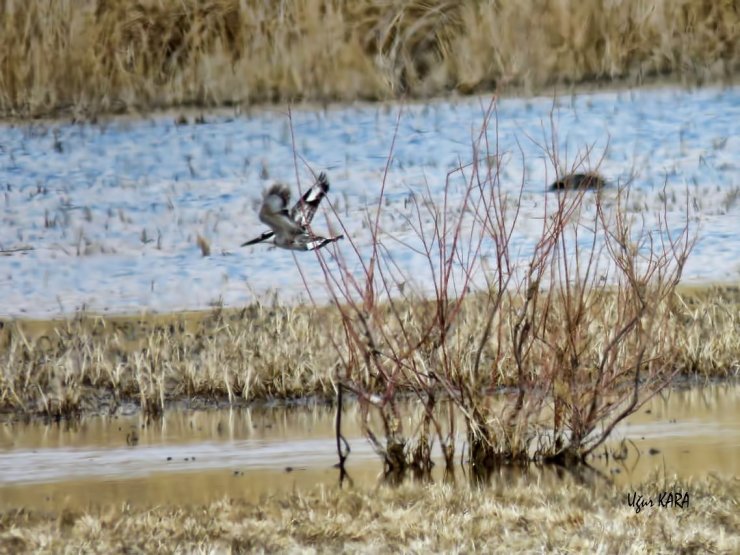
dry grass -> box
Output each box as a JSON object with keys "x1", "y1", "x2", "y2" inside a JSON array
[
  {"x1": 0, "y1": 0, "x2": 738, "y2": 119},
  {"x1": 0, "y1": 284, "x2": 738, "y2": 422},
  {"x1": 0, "y1": 473, "x2": 737, "y2": 553}
]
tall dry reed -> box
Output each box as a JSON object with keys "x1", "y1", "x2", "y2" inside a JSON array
[{"x1": 0, "y1": 0, "x2": 737, "y2": 118}]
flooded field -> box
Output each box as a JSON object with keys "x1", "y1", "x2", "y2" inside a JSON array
[
  {"x1": 1, "y1": 86, "x2": 739, "y2": 317},
  {"x1": 1, "y1": 383, "x2": 737, "y2": 511}
]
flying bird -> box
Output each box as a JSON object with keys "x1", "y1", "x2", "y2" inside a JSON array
[{"x1": 241, "y1": 172, "x2": 344, "y2": 251}]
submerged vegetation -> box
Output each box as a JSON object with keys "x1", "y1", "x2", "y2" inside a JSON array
[
  {"x1": 0, "y1": 0, "x2": 738, "y2": 118},
  {"x1": 1, "y1": 474, "x2": 738, "y2": 553}
]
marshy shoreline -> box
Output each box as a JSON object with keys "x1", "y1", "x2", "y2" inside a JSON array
[
  {"x1": 1, "y1": 282, "x2": 738, "y2": 424},
  {"x1": 0, "y1": 473, "x2": 737, "y2": 553},
  {"x1": 1, "y1": 378, "x2": 739, "y2": 552}
]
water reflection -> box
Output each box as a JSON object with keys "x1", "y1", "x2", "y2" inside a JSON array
[{"x1": 0, "y1": 384, "x2": 737, "y2": 510}]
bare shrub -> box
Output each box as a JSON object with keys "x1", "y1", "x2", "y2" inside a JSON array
[{"x1": 309, "y1": 97, "x2": 694, "y2": 477}]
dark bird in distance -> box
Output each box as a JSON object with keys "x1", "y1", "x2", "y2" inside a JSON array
[{"x1": 550, "y1": 172, "x2": 607, "y2": 191}]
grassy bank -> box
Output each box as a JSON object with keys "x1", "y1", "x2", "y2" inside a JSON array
[
  {"x1": 0, "y1": 474, "x2": 737, "y2": 553},
  {"x1": 0, "y1": 0, "x2": 738, "y2": 119},
  {"x1": 1, "y1": 284, "x2": 738, "y2": 422}
]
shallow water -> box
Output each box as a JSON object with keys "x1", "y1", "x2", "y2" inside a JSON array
[
  {"x1": 0, "y1": 384, "x2": 737, "y2": 510},
  {"x1": 1, "y1": 86, "x2": 739, "y2": 317}
]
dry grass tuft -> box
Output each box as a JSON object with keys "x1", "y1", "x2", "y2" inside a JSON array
[
  {"x1": 0, "y1": 474, "x2": 737, "y2": 553},
  {"x1": 196, "y1": 233, "x2": 211, "y2": 257},
  {"x1": 0, "y1": 0, "x2": 738, "y2": 118}
]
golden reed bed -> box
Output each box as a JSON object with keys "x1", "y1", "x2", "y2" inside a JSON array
[
  {"x1": 1, "y1": 284, "x2": 737, "y2": 421},
  {"x1": 0, "y1": 0, "x2": 738, "y2": 119}
]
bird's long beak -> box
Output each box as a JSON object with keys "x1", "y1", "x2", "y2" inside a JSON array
[{"x1": 241, "y1": 231, "x2": 274, "y2": 247}]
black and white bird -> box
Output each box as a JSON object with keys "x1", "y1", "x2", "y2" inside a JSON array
[{"x1": 241, "y1": 172, "x2": 344, "y2": 251}]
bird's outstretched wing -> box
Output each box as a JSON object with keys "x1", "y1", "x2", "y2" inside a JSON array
[
  {"x1": 290, "y1": 172, "x2": 330, "y2": 227},
  {"x1": 259, "y1": 183, "x2": 303, "y2": 235}
]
